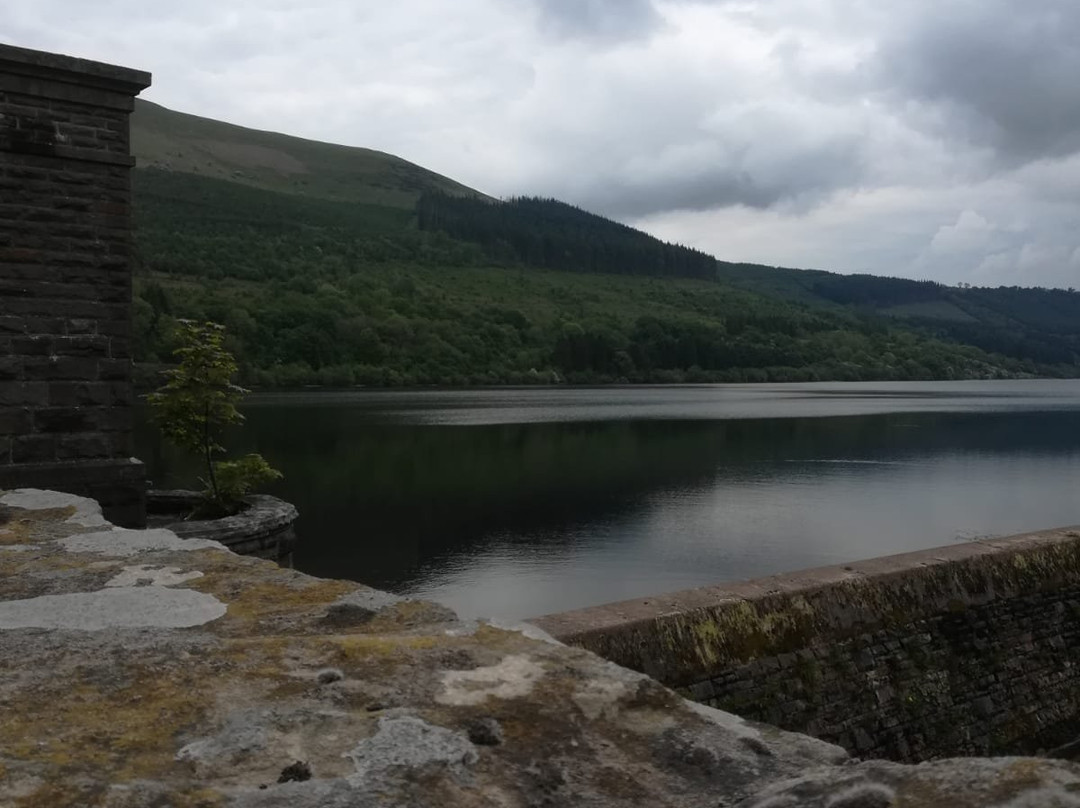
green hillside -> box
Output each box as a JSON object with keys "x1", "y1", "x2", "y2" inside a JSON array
[
  {"x1": 128, "y1": 102, "x2": 1078, "y2": 387},
  {"x1": 716, "y1": 263, "x2": 1080, "y2": 367},
  {"x1": 131, "y1": 100, "x2": 482, "y2": 208},
  {"x1": 417, "y1": 193, "x2": 717, "y2": 281}
]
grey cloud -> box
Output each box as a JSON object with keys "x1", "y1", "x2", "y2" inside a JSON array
[
  {"x1": 873, "y1": 1, "x2": 1080, "y2": 163},
  {"x1": 531, "y1": 0, "x2": 662, "y2": 41},
  {"x1": 6, "y1": 0, "x2": 1080, "y2": 287},
  {"x1": 575, "y1": 135, "x2": 865, "y2": 218}
]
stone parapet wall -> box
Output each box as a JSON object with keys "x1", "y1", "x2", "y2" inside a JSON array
[
  {"x1": 532, "y1": 526, "x2": 1080, "y2": 762},
  {"x1": 0, "y1": 44, "x2": 150, "y2": 526}
]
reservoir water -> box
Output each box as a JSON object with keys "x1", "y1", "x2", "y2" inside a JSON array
[{"x1": 134, "y1": 380, "x2": 1080, "y2": 620}]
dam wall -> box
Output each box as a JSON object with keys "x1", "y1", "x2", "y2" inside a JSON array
[{"x1": 532, "y1": 526, "x2": 1080, "y2": 761}]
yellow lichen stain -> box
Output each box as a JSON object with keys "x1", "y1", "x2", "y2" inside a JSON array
[
  {"x1": 663, "y1": 600, "x2": 778, "y2": 668},
  {"x1": 0, "y1": 506, "x2": 76, "y2": 544},
  {"x1": 333, "y1": 633, "x2": 442, "y2": 662},
  {"x1": 1000, "y1": 758, "x2": 1046, "y2": 786},
  {"x1": 0, "y1": 668, "x2": 213, "y2": 786},
  {"x1": 1, "y1": 551, "x2": 110, "y2": 581},
  {"x1": 14, "y1": 784, "x2": 92, "y2": 808},
  {"x1": 193, "y1": 574, "x2": 355, "y2": 626},
  {"x1": 13, "y1": 783, "x2": 223, "y2": 808},
  {"x1": 468, "y1": 623, "x2": 548, "y2": 651},
  {"x1": 218, "y1": 635, "x2": 293, "y2": 680},
  {"x1": 654, "y1": 591, "x2": 830, "y2": 672},
  {"x1": 690, "y1": 619, "x2": 721, "y2": 665},
  {"x1": 359, "y1": 599, "x2": 454, "y2": 632},
  {"x1": 170, "y1": 787, "x2": 226, "y2": 808}
]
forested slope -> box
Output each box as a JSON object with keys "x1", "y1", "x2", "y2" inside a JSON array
[
  {"x1": 717, "y1": 263, "x2": 1080, "y2": 368},
  {"x1": 129, "y1": 103, "x2": 1078, "y2": 387},
  {"x1": 417, "y1": 193, "x2": 717, "y2": 280}
]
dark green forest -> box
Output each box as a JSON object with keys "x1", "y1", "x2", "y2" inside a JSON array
[
  {"x1": 716, "y1": 264, "x2": 1080, "y2": 368},
  {"x1": 416, "y1": 193, "x2": 717, "y2": 280},
  {"x1": 127, "y1": 100, "x2": 1080, "y2": 388},
  {"x1": 131, "y1": 170, "x2": 1071, "y2": 388}
]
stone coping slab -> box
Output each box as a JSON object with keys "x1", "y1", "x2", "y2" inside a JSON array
[
  {"x1": 2, "y1": 488, "x2": 1080, "y2": 806},
  {"x1": 0, "y1": 42, "x2": 151, "y2": 94},
  {"x1": 531, "y1": 525, "x2": 1080, "y2": 687}
]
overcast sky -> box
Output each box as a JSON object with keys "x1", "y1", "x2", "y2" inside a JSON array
[{"x1": 6, "y1": 0, "x2": 1080, "y2": 289}]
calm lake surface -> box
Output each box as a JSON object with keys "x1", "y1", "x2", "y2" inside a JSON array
[{"x1": 134, "y1": 380, "x2": 1080, "y2": 621}]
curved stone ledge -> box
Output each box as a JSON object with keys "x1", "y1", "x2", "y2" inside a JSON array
[
  {"x1": 3, "y1": 488, "x2": 1080, "y2": 807},
  {"x1": 148, "y1": 489, "x2": 299, "y2": 560}
]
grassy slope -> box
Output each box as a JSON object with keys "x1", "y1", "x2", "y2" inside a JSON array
[{"x1": 131, "y1": 100, "x2": 483, "y2": 208}]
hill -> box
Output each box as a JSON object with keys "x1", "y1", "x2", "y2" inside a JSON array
[
  {"x1": 131, "y1": 100, "x2": 482, "y2": 208},
  {"x1": 716, "y1": 263, "x2": 1080, "y2": 367},
  {"x1": 128, "y1": 102, "x2": 1078, "y2": 386},
  {"x1": 417, "y1": 193, "x2": 717, "y2": 281}
]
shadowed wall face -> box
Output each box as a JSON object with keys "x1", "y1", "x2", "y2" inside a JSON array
[
  {"x1": 532, "y1": 527, "x2": 1080, "y2": 762},
  {"x1": 0, "y1": 44, "x2": 150, "y2": 525}
]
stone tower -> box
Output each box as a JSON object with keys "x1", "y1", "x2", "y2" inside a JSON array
[{"x1": 0, "y1": 44, "x2": 151, "y2": 526}]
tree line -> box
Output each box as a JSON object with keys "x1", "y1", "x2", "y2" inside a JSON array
[
  {"x1": 130, "y1": 169, "x2": 1069, "y2": 388},
  {"x1": 417, "y1": 193, "x2": 717, "y2": 280}
]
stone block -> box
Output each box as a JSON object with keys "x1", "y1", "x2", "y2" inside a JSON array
[
  {"x1": 688, "y1": 680, "x2": 716, "y2": 702},
  {"x1": 56, "y1": 433, "x2": 110, "y2": 459},
  {"x1": 12, "y1": 434, "x2": 56, "y2": 463},
  {"x1": 108, "y1": 382, "x2": 133, "y2": 406},
  {"x1": 33, "y1": 406, "x2": 98, "y2": 433},
  {"x1": 65, "y1": 318, "x2": 98, "y2": 335},
  {"x1": 23, "y1": 356, "x2": 99, "y2": 381},
  {"x1": 55, "y1": 335, "x2": 110, "y2": 357},
  {"x1": 48, "y1": 381, "x2": 111, "y2": 407},
  {"x1": 0, "y1": 406, "x2": 32, "y2": 434},
  {"x1": 95, "y1": 407, "x2": 131, "y2": 432},
  {"x1": 0, "y1": 381, "x2": 48, "y2": 406},
  {"x1": 0, "y1": 357, "x2": 21, "y2": 380},
  {"x1": 98, "y1": 359, "x2": 129, "y2": 381},
  {"x1": 109, "y1": 430, "x2": 133, "y2": 457},
  {"x1": 11, "y1": 336, "x2": 52, "y2": 356}
]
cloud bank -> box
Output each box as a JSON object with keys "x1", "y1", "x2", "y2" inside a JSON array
[{"x1": 4, "y1": 0, "x2": 1079, "y2": 288}]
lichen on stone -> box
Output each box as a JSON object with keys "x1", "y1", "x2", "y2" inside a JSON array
[{"x1": 4, "y1": 491, "x2": 1080, "y2": 807}]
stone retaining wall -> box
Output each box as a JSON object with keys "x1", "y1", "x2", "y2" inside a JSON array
[
  {"x1": 0, "y1": 44, "x2": 150, "y2": 526},
  {"x1": 532, "y1": 527, "x2": 1080, "y2": 761}
]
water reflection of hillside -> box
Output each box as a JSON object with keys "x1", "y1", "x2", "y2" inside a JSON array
[{"x1": 135, "y1": 404, "x2": 1080, "y2": 596}]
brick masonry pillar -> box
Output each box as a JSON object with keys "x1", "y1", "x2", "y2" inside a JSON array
[{"x1": 0, "y1": 44, "x2": 151, "y2": 526}]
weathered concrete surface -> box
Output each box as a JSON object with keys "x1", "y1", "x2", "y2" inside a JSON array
[{"x1": 3, "y1": 489, "x2": 1080, "y2": 807}]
